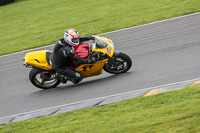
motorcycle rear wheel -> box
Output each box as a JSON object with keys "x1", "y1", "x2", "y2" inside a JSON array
[
  {"x1": 103, "y1": 52, "x2": 132, "y2": 74},
  {"x1": 29, "y1": 68, "x2": 60, "y2": 89}
]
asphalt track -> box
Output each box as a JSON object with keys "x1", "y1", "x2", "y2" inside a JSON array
[{"x1": 0, "y1": 13, "x2": 200, "y2": 118}]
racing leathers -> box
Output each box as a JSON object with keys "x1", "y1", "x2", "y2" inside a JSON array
[{"x1": 50, "y1": 36, "x2": 96, "y2": 84}]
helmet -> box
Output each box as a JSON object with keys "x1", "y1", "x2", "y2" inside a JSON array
[{"x1": 64, "y1": 29, "x2": 79, "y2": 46}]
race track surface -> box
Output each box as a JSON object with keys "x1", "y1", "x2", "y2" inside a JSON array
[{"x1": 0, "y1": 13, "x2": 200, "y2": 117}]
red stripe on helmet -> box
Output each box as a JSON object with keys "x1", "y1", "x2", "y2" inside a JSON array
[{"x1": 68, "y1": 33, "x2": 75, "y2": 38}]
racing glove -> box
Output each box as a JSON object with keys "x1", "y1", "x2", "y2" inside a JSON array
[
  {"x1": 90, "y1": 36, "x2": 95, "y2": 40},
  {"x1": 86, "y1": 36, "x2": 95, "y2": 40}
]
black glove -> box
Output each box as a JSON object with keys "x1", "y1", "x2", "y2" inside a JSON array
[
  {"x1": 85, "y1": 36, "x2": 95, "y2": 41},
  {"x1": 90, "y1": 36, "x2": 95, "y2": 40},
  {"x1": 87, "y1": 57, "x2": 97, "y2": 64}
]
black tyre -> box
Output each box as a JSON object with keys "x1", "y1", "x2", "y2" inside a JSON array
[
  {"x1": 29, "y1": 68, "x2": 60, "y2": 89},
  {"x1": 103, "y1": 52, "x2": 132, "y2": 74}
]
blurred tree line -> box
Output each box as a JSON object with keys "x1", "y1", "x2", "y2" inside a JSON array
[{"x1": 0, "y1": 0, "x2": 14, "y2": 6}]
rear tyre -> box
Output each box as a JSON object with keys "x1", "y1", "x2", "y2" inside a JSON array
[
  {"x1": 29, "y1": 68, "x2": 60, "y2": 89},
  {"x1": 103, "y1": 52, "x2": 132, "y2": 74}
]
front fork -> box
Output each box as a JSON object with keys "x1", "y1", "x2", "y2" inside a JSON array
[{"x1": 106, "y1": 51, "x2": 120, "y2": 67}]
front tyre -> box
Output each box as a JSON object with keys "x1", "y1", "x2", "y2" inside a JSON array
[
  {"x1": 29, "y1": 68, "x2": 60, "y2": 89},
  {"x1": 103, "y1": 52, "x2": 132, "y2": 74}
]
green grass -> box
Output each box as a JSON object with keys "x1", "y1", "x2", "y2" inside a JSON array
[
  {"x1": 0, "y1": 0, "x2": 200, "y2": 55},
  {"x1": 0, "y1": 86, "x2": 200, "y2": 133}
]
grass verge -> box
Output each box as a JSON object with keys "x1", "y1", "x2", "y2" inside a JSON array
[
  {"x1": 0, "y1": 86, "x2": 199, "y2": 133},
  {"x1": 0, "y1": 0, "x2": 200, "y2": 55}
]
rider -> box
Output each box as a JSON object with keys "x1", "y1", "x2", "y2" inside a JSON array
[{"x1": 50, "y1": 29, "x2": 97, "y2": 84}]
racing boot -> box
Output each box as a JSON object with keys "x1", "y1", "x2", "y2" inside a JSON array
[{"x1": 70, "y1": 72, "x2": 83, "y2": 84}]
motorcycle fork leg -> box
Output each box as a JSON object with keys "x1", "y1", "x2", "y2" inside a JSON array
[{"x1": 108, "y1": 57, "x2": 117, "y2": 67}]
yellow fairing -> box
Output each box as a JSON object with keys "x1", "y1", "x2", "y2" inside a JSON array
[
  {"x1": 75, "y1": 59, "x2": 108, "y2": 77},
  {"x1": 25, "y1": 50, "x2": 108, "y2": 77},
  {"x1": 92, "y1": 36, "x2": 115, "y2": 57},
  {"x1": 25, "y1": 50, "x2": 53, "y2": 70}
]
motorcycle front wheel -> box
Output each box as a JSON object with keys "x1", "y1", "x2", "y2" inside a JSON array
[
  {"x1": 29, "y1": 68, "x2": 60, "y2": 89},
  {"x1": 103, "y1": 52, "x2": 132, "y2": 74}
]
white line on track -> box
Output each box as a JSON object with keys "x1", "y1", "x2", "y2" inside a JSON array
[{"x1": 1, "y1": 77, "x2": 200, "y2": 119}]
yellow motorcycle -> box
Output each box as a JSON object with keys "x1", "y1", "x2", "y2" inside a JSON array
[{"x1": 24, "y1": 36, "x2": 132, "y2": 89}]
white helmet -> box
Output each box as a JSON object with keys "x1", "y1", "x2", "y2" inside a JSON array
[{"x1": 64, "y1": 29, "x2": 79, "y2": 46}]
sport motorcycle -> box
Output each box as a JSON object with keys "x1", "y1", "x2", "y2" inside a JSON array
[{"x1": 23, "y1": 36, "x2": 132, "y2": 89}]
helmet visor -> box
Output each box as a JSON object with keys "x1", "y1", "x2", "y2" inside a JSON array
[{"x1": 72, "y1": 38, "x2": 79, "y2": 43}]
